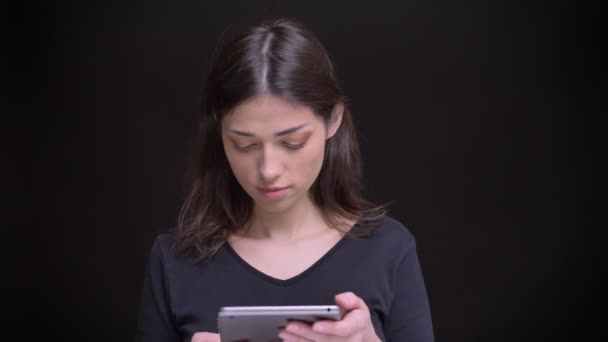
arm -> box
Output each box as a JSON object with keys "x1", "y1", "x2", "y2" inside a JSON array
[
  {"x1": 384, "y1": 239, "x2": 435, "y2": 342},
  {"x1": 135, "y1": 237, "x2": 180, "y2": 342}
]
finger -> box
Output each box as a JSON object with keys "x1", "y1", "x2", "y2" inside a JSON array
[
  {"x1": 283, "y1": 321, "x2": 334, "y2": 341},
  {"x1": 312, "y1": 318, "x2": 351, "y2": 337},
  {"x1": 278, "y1": 328, "x2": 315, "y2": 342},
  {"x1": 191, "y1": 332, "x2": 221, "y2": 342},
  {"x1": 334, "y1": 291, "x2": 368, "y2": 311},
  {"x1": 312, "y1": 310, "x2": 369, "y2": 337}
]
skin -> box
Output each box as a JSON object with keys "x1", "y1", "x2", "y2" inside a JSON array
[
  {"x1": 191, "y1": 94, "x2": 380, "y2": 342},
  {"x1": 222, "y1": 94, "x2": 341, "y2": 235}
]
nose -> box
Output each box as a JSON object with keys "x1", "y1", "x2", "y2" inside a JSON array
[{"x1": 257, "y1": 145, "x2": 283, "y2": 183}]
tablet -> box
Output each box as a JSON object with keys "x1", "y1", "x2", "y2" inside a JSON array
[{"x1": 218, "y1": 305, "x2": 345, "y2": 342}]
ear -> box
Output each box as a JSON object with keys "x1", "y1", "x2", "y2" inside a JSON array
[{"x1": 326, "y1": 102, "x2": 344, "y2": 140}]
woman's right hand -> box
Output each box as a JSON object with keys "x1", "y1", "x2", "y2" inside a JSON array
[{"x1": 191, "y1": 332, "x2": 220, "y2": 342}]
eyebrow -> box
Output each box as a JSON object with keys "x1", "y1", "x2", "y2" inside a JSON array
[{"x1": 228, "y1": 124, "x2": 309, "y2": 137}]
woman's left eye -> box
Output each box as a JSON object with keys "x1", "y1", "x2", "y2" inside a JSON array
[{"x1": 283, "y1": 142, "x2": 305, "y2": 150}]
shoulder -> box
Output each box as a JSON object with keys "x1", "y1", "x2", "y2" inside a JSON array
[
  {"x1": 351, "y1": 215, "x2": 417, "y2": 258},
  {"x1": 375, "y1": 216, "x2": 415, "y2": 240},
  {"x1": 367, "y1": 215, "x2": 416, "y2": 246},
  {"x1": 149, "y1": 233, "x2": 176, "y2": 254},
  {"x1": 145, "y1": 233, "x2": 185, "y2": 265}
]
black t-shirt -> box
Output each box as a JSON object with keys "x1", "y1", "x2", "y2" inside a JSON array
[{"x1": 135, "y1": 216, "x2": 434, "y2": 342}]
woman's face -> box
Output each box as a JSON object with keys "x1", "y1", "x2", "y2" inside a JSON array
[{"x1": 221, "y1": 94, "x2": 342, "y2": 213}]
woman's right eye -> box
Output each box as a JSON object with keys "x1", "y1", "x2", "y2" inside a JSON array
[{"x1": 235, "y1": 143, "x2": 257, "y2": 151}]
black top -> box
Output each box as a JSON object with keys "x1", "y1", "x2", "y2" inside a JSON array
[{"x1": 135, "y1": 216, "x2": 434, "y2": 342}]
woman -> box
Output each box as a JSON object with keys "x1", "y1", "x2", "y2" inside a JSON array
[{"x1": 136, "y1": 18, "x2": 434, "y2": 342}]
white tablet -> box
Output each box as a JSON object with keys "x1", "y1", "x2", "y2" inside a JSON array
[{"x1": 218, "y1": 305, "x2": 345, "y2": 342}]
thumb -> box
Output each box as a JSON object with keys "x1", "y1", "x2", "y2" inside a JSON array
[{"x1": 335, "y1": 291, "x2": 367, "y2": 312}]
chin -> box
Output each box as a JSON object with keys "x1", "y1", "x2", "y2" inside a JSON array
[{"x1": 252, "y1": 191, "x2": 302, "y2": 213}]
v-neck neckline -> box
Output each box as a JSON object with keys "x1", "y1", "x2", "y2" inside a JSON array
[{"x1": 223, "y1": 227, "x2": 354, "y2": 287}]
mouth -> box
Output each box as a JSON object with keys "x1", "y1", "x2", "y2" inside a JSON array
[
  {"x1": 258, "y1": 186, "x2": 289, "y2": 191},
  {"x1": 256, "y1": 186, "x2": 290, "y2": 200}
]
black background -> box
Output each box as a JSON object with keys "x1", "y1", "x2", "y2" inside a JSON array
[{"x1": 8, "y1": 0, "x2": 595, "y2": 341}]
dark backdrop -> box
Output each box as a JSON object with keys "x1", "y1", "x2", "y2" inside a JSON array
[{"x1": 9, "y1": 0, "x2": 593, "y2": 341}]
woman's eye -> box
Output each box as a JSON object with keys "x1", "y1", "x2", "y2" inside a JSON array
[
  {"x1": 283, "y1": 142, "x2": 305, "y2": 150},
  {"x1": 234, "y1": 142, "x2": 305, "y2": 151},
  {"x1": 235, "y1": 143, "x2": 257, "y2": 151}
]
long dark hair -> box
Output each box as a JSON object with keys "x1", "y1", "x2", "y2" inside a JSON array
[{"x1": 174, "y1": 18, "x2": 389, "y2": 261}]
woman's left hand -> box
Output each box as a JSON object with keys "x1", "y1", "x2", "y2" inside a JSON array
[{"x1": 278, "y1": 291, "x2": 381, "y2": 342}]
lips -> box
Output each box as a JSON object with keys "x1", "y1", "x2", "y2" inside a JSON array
[
  {"x1": 257, "y1": 186, "x2": 289, "y2": 192},
  {"x1": 256, "y1": 186, "x2": 290, "y2": 200}
]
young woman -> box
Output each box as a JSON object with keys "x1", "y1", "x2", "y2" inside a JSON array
[{"x1": 136, "y1": 18, "x2": 434, "y2": 342}]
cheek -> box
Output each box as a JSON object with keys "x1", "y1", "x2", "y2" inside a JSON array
[
  {"x1": 293, "y1": 141, "x2": 326, "y2": 181},
  {"x1": 224, "y1": 150, "x2": 252, "y2": 183}
]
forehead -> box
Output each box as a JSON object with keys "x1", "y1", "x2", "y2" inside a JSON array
[{"x1": 222, "y1": 95, "x2": 322, "y2": 131}]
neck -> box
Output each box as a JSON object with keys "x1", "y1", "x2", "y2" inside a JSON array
[{"x1": 247, "y1": 193, "x2": 327, "y2": 241}]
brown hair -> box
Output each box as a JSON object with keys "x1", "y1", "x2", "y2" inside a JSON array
[{"x1": 173, "y1": 18, "x2": 389, "y2": 261}]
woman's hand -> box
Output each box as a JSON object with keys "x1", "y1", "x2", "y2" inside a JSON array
[
  {"x1": 278, "y1": 292, "x2": 381, "y2": 342},
  {"x1": 191, "y1": 332, "x2": 220, "y2": 342}
]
